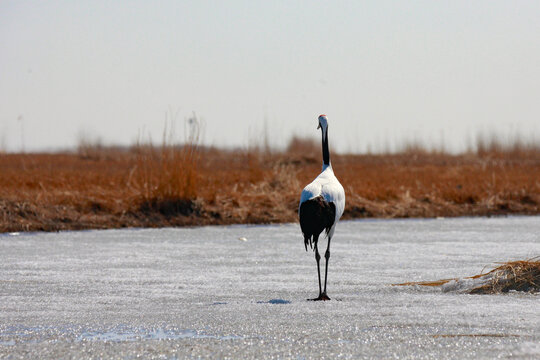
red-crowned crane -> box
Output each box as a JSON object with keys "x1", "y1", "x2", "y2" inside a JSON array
[{"x1": 299, "y1": 114, "x2": 345, "y2": 301}]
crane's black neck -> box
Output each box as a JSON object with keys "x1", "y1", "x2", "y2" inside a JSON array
[{"x1": 321, "y1": 126, "x2": 330, "y2": 166}]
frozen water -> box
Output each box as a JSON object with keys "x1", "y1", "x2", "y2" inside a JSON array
[{"x1": 0, "y1": 216, "x2": 539, "y2": 359}]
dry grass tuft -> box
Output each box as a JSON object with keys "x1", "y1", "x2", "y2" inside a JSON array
[
  {"x1": 469, "y1": 259, "x2": 540, "y2": 294},
  {"x1": 286, "y1": 136, "x2": 319, "y2": 155},
  {"x1": 394, "y1": 258, "x2": 540, "y2": 294},
  {"x1": 132, "y1": 115, "x2": 202, "y2": 216},
  {"x1": 475, "y1": 133, "x2": 540, "y2": 159}
]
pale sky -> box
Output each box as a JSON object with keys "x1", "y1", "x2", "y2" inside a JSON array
[{"x1": 1, "y1": 1, "x2": 539, "y2": 153}]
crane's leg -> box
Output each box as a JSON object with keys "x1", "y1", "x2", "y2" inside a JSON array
[
  {"x1": 320, "y1": 236, "x2": 332, "y2": 300},
  {"x1": 308, "y1": 235, "x2": 323, "y2": 301},
  {"x1": 315, "y1": 242, "x2": 322, "y2": 297}
]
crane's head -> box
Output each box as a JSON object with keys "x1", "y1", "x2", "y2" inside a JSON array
[{"x1": 317, "y1": 114, "x2": 328, "y2": 130}]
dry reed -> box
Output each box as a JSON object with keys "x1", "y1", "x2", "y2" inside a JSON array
[
  {"x1": 132, "y1": 115, "x2": 202, "y2": 216},
  {"x1": 394, "y1": 258, "x2": 540, "y2": 294},
  {"x1": 1, "y1": 136, "x2": 540, "y2": 232}
]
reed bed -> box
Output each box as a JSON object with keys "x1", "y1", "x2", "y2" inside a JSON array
[{"x1": 1, "y1": 136, "x2": 540, "y2": 232}]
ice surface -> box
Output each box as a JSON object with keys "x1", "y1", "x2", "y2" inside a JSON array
[{"x1": 1, "y1": 216, "x2": 539, "y2": 359}]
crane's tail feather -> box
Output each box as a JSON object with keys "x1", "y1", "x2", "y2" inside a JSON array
[{"x1": 304, "y1": 236, "x2": 314, "y2": 252}]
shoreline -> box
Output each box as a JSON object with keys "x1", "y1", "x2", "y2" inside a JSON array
[
  {"x1": 3, "y1": 198, "x2": 539, "y2": 233},
  {"x1": 2, "y1": 149, "x2": 540, "y2": 233}
]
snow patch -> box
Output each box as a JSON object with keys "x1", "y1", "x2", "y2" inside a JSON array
[
  {"x1": 441, "y1": 275, "x2": 492, "y2": 293},
  {"x1": 78, "y1": 327, "x2": 244, "y2": 342}
]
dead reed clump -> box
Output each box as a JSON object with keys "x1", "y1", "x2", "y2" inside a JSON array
[
  {"x1": 394, "y1": 258, "x2": 540, "y2": 294},
  {"x1": 286, "y1": 136, "x2": 319, "y2": 155},
  {"x1": 468, "y1": 259, "x2": 540, "y2": 294},
  {"x1": 475, "y1": 133, "x2": 540, "y2": 160},
  {"x1": 77, "y1": 135, "x2": 105, "y2": 160},
  {"x1": 131, "y1": 114, "x2": 202, "y2": 217}
]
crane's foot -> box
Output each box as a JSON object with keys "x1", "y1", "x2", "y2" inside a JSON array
[{"x1": 308, "y1": 293, "x2": 331, "y2": 301}]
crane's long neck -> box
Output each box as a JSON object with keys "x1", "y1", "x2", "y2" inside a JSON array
[{"x1": 321, "y1": 126, "x2": 330, "y2": 167}]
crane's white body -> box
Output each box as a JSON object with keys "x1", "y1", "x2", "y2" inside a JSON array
[{"x1": 299, "y1": 164, "x2": 345, "y2": 238}]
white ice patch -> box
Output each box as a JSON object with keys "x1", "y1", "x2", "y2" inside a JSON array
[
  {"x1": 515, "y1": 341, "x2": 540, "y2": 357},
  {"x1": 441, "y1": 274, "x2": 493, "y2": 293},
  {"x1": 77, "y1": 327, "x2": 244, "y2": 342}
]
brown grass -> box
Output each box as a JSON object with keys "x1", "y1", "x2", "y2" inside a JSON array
[
  {"x1": 1, "y1": 136, "x2": 540, "y2": 233},
  {"x1": 132, "y1": 117, "x2": 201, "y2": 217},
  {"x1": 469, "y1": 259, "x2": 540, "y2": 294},
  {"x1": 394, "y1": 258, "x2": 540, "y2": 294}
]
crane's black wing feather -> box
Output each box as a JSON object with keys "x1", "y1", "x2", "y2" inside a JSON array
[{"x1": 299, "y1": 196, "x2": 336, "y2": 251}]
